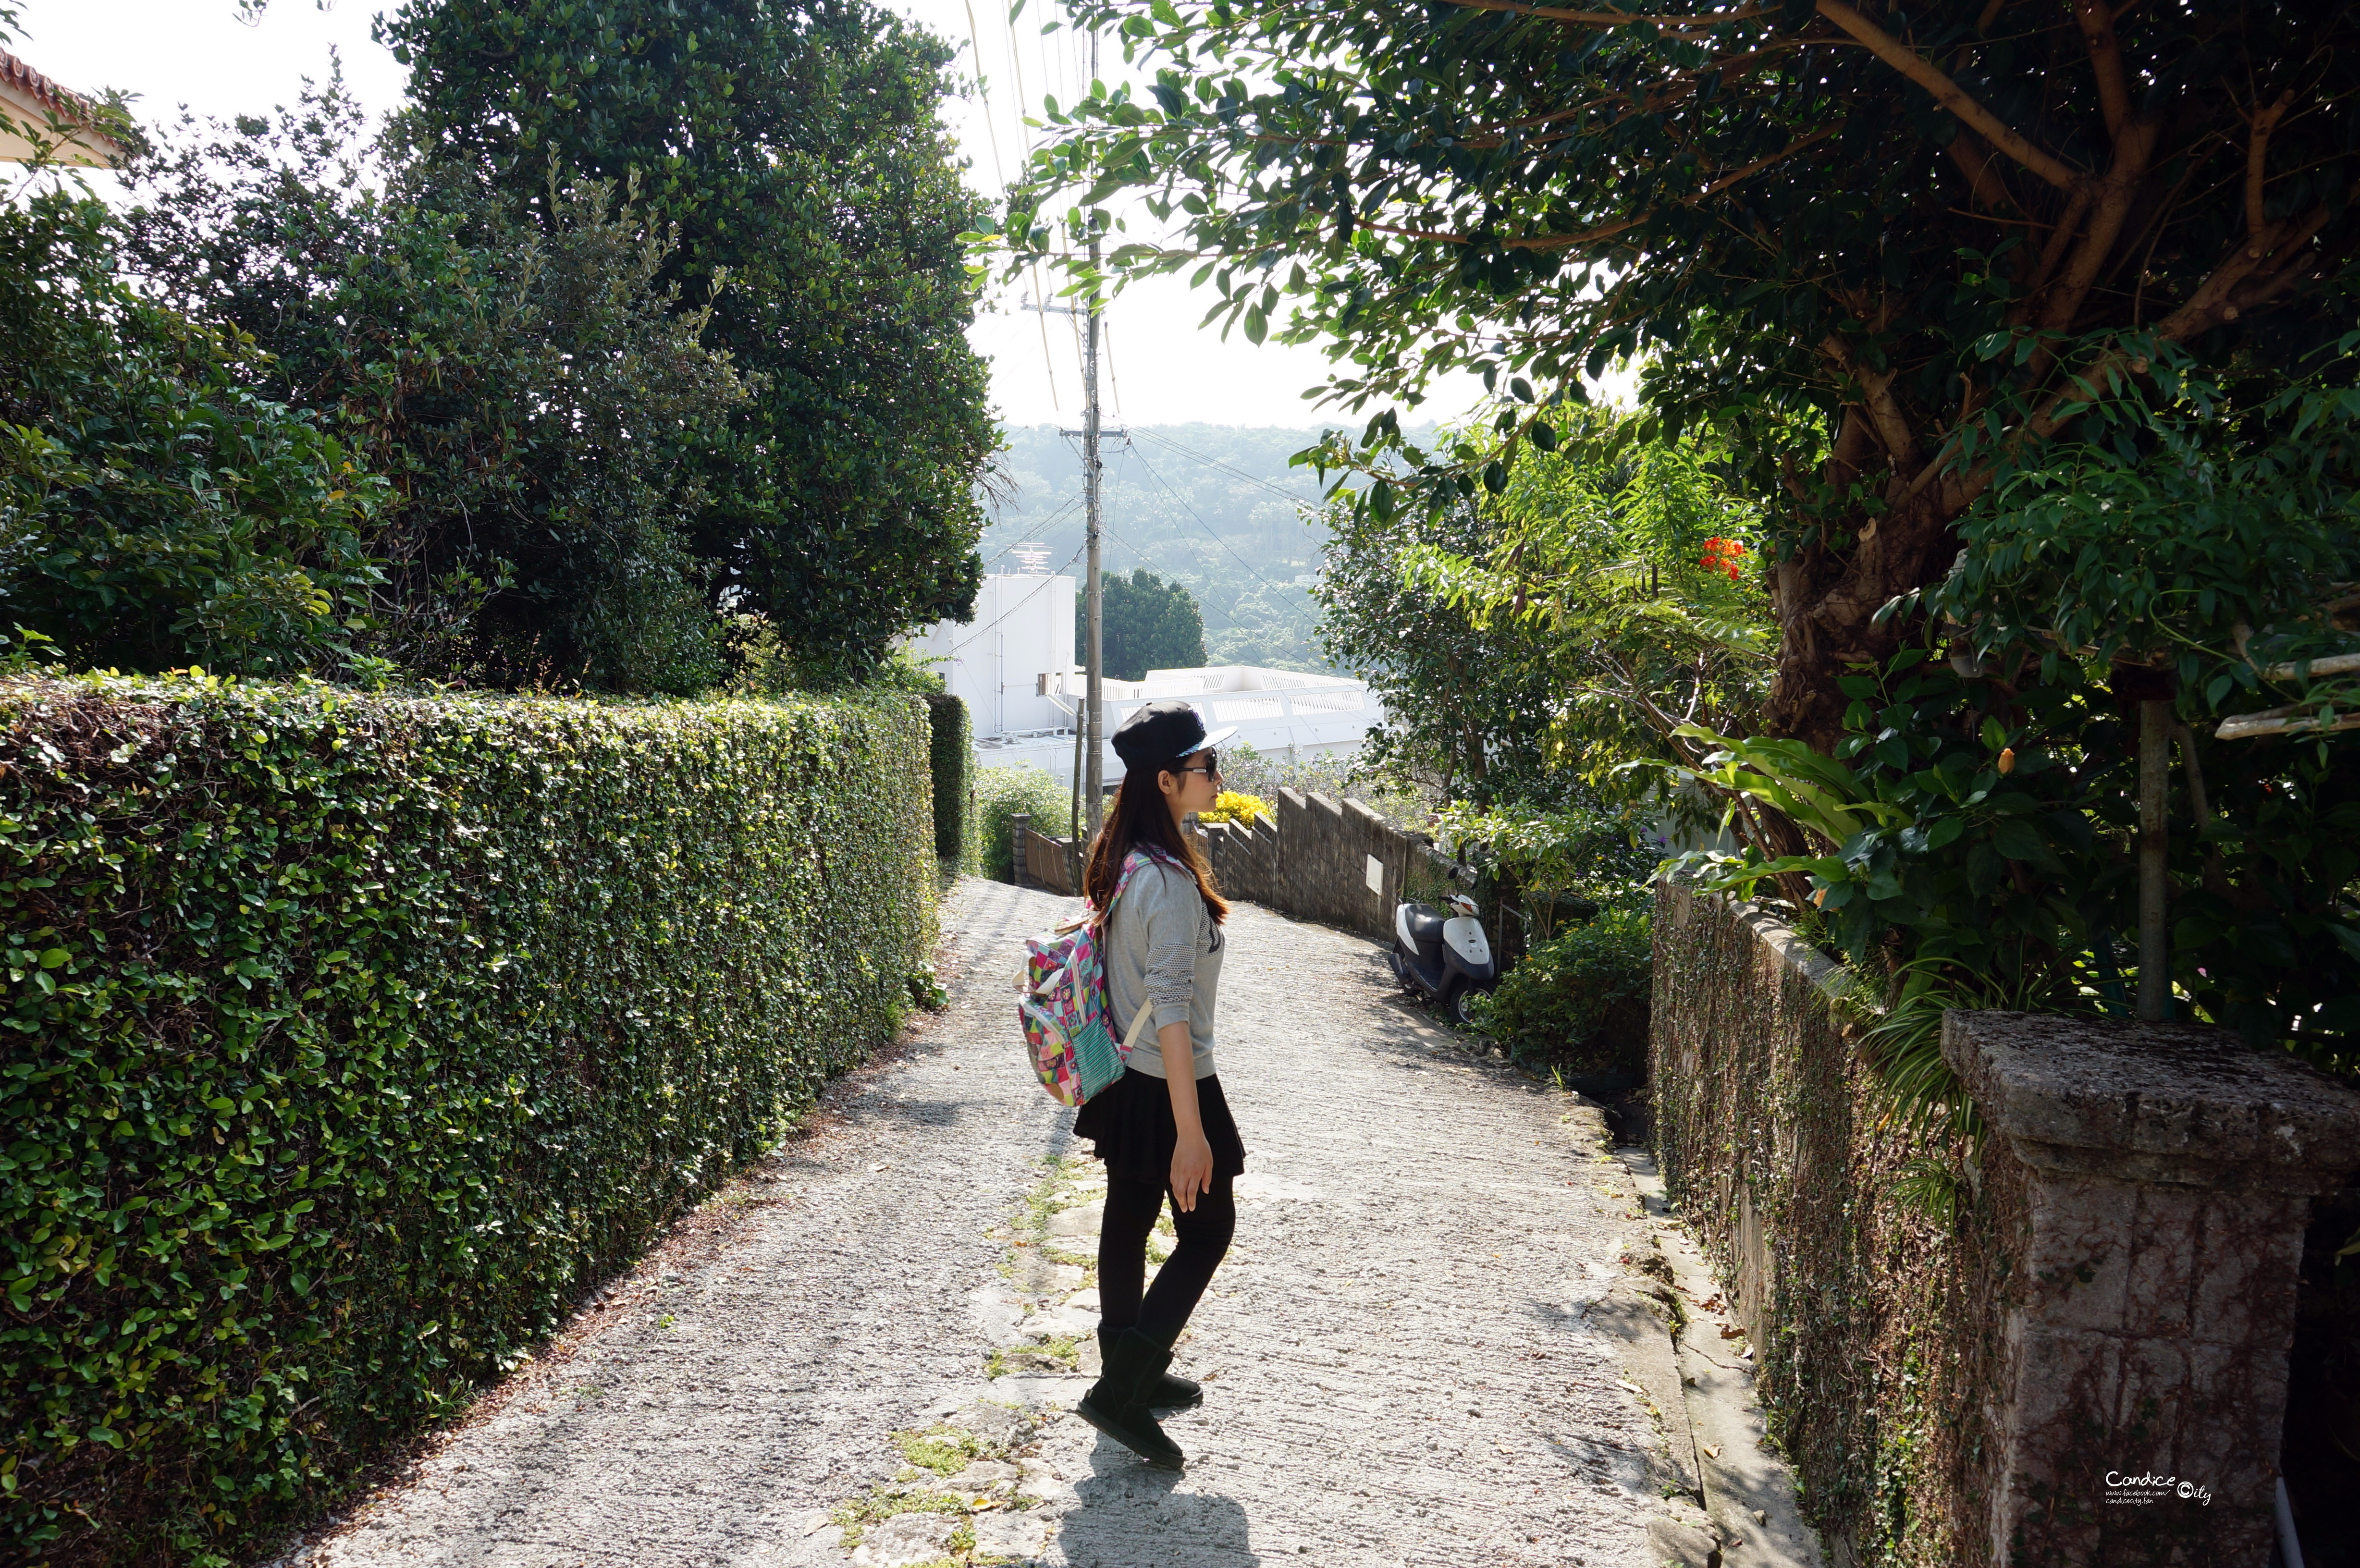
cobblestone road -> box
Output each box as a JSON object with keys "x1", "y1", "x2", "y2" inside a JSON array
[{"x1": 281, "y1": 879, "x2": 1699, "y2": 1568}]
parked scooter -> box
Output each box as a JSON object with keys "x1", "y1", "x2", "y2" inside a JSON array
[{"x1": 1389, "y1": 892, "x2": 1498, "y2": 1026}]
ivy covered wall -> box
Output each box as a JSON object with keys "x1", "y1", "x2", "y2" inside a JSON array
[
  {"x1": 1, "y1": 677, "x2": 937, "y2": 1564},
  {"x1": 1649, "y1": 882, "x2": 2005, "y2": 1568}
]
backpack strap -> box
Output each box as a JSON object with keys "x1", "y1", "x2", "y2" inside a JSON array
[
  {"x1": 1089, "y1": 844, "x2": 1178, "y2": 931},
  {"x1": 1118, "y1": 993, "x2": 1160, "y2": 1057},
  {"x1": 1096, "y1": 846, "x2": 1182, "y2": 1058}
]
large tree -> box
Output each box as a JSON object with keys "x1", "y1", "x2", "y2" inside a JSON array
[
  {"x1": 1318, "y1": 411, "x2": 1769, "y2": 808},
  {"x1": 384, "y1": 0, "x2": 996, "y2": 682},
  {"x1": 124, "y1": 86, "x2": 753, "y2": 692},
  {"x1": 1, "y1": 191, "x2": 383, "y2": 678},
  {"x1": 1093, "y1": 567, "x2": 1206, "y2": 680},
  {"x1": 1005, "y1": 0, "x2": 2359, "y2": 749}
]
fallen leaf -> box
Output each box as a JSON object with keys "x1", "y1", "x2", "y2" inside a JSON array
[
  {"x1": 1719, "y1": 1324, "x2": 1746, "y2": 1340},
  {"x1": 1615, "y1": 1379, "x2": 1645, "y2": 1396},
  {"x1": 1701, "y1": 1443, "x2": 1721, "y2": 1459}
]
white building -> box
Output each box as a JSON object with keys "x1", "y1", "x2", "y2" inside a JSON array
[
  {"x1": 903, "y1": 574, "x2": 1078, "y2": 741},
  {"x1": 902, "y1": 573, "x2": 1377, "y2": 787}
]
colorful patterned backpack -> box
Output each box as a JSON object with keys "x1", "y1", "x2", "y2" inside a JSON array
[{"x1": 1016, "y1": 847, "x2": 1170, "y2": 1106}]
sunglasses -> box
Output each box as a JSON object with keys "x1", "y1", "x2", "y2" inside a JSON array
[{"x1": 1173, "y1": 752, "x2": 1220, "y2": 779}]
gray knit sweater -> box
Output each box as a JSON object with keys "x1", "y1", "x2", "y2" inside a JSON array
[{"x1": 1102, "y1": 858, "x2": 1225, "y2": 1081}]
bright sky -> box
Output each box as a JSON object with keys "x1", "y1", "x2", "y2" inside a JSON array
[{"x1": 12, "y1": 0, "x2": 1491, "y2": 430}]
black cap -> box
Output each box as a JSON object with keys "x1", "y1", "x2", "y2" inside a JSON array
[{"x1": 1111, "y1": 700, "x2": 1238, "y2": 772}]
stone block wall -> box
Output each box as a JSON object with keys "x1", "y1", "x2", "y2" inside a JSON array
[
  {"x1": 1011, "y1": 790, "x2": 1427, "y2": 947},
  {"x1": 1012, "y1": 820, "x2": 1082, "y2": 897},
  {"x1": 1651, "y1": 881, "x2": 2360, "y2": 1567},
  {"x1": 1258, "y1": 787, "x2": 1416, "y2": 944},
  {"x1": 1648, "y1": 882, "x2": 1967, "y2": 1565},
  {"x1": 1942, "y1": 1012, "x2": 2360, "y2": 1566},
  {"x1": 1194, "y1": 812, "x2": 1284, "y2": 909}
]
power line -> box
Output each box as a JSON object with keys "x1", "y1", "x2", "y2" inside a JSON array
[
  {"x1": 1103, "y1": 318, "x2": 1125, "y2": 424},
  {"x1": 959, "y1": 0, "x2": 1005, "y2": 191},
  {"x1": 976, "y1": 496, "x2": 1084, "y2": 571},
  {"x1": 1125, "y1": 444, "x2": 1321, "y2": 635},
  {"x1": 936, "y1": 541, "x2": 1087, "y2": 661},
  {"x1": 1134, "y1": 428, "x2": 1325, "y2": 508}
]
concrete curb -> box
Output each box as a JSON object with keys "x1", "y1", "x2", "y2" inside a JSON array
[{"x1": 1620, "y1": 1148, "x2": 1826, "y2": 1568}]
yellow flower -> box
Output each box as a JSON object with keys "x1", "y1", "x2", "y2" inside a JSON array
[{"x1": 1197, "y1": 789, "x2": 1273, "y2": 827}]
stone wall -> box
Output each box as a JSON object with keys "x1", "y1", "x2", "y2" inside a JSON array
[
  {"x1": 1009, "y1": 791, "x2": 1431, "y2": 947},
  {"x1": 1011, "y1": 819, "x2": 1081, "y2": 898},
  {"x1": 1651, "y1": 881, "x2": 2360, "y2": 1567},
  {"x1": 1198, "y1": 788, "x2": 1422, "y2": 944},
  {"x1": 1192, "y1": 811, "x2": 1283, "y2": 910},
  {"x1": 1648, "y1": 882, "x2": 1969, "y2": 1565}
]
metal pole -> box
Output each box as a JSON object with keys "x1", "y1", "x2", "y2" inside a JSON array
[
  {"x1": 1070, "y1": 689, "x2": 1085, "y2": 842},
  {"x1": 1082, "y1": 25, "x2": 1106, "y2": 842},
  {"x1": 2136, "y1": 698, "x2": 2170, "y2": 1021}
]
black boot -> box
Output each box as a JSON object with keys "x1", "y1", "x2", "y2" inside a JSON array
[
  {"x1": 1097, "y1": 1326, "x2": 1202, "y2": 1412},
  {"x1": 1076, "y1": 1327, "x2": 1185, "y2": 1470}
]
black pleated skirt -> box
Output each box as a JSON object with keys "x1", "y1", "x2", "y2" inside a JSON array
[{"x1": 1072, "y1": 1066, "x2": 1249, "y2": 1188}]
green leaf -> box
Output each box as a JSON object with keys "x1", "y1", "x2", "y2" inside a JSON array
[{"x1": 1990, "y1": 818, "x2": 2045, "y2": 861}]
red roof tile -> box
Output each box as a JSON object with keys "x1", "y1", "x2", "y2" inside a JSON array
[{"x1": 1, "y1": 48, "x2": 95, "y2": 119}]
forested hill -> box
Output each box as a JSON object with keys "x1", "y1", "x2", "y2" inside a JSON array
[{"x1": 982, "y1": 424, "x2": 1379, "y2": 673}]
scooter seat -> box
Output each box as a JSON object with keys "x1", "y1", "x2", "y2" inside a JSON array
[{"x1": 1401, "y1": 905, "x2": 1448, "y2": 944}]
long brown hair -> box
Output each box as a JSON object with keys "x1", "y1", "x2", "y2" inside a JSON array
[{"x1": 1082, "y1": 759, "x2": 1229, "y2": 923}]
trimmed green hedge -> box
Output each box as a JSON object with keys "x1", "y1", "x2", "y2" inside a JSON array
[
  {"x1": 970, "y1": 763, "x2": 1069, "y2": 882},
  {"x1": 1, "y1": 676, "x2": 936, "y2": 1564},
  {"x1": 922, "y1": 693, "x2": 970, "y2": 860}
]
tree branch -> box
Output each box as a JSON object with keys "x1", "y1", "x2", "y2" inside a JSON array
[
  {"x1": 1945, "y1": 128, "x2": 2024, "y2": 218},
  {"x1": 2037, "y1": 115, "x2": 2162, "y2": 334},
  {"x1": 1443, "y1": 0, "x2": 1773, "y2": 30},
  {"x1": 1468, "y1": 44, "x2": 1800, "y2": 145},
  {"x1": 1358, "y1": 125, "x2": 1837, "y2": 253},
  {"x1": 1815, "y1": 0, "x2": 2083, "y2": 191},
  {"x1": 2149, "y1": 201, "x2": 2333, "y2": 341},
  {"x1": 2246, "y1": 88, "x2": 2296, "y2": 237},
  {"x1": 2017, "y1": 182, "x2": 2094, "y2": 312},
  {"x1": 2073, "y1": 0, "x2": 2132, "y2": 139},
  {"x1": 1933, "y1": 199, "x2": 2337, "y2": 518},
  {"x1": 1505, "y1": 125, "x2": 1838, "y2": 248}
]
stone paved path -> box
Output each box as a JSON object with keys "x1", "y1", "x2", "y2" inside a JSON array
[{"x1": 280, "y1": 879, "x2": 1704, "y2": 1568}]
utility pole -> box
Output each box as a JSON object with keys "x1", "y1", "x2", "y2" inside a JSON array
[
  {"x1": 1024, "y1": 25, "x2": 1117, "y2": 841},
  {"x1": 1021, "y1": 301, "x2": 1124, "y2": 838},
  {"x1": 2136, "y1": 698, "x2": 2171, "y2": 1021},
  {"x1": 1081, "y1": 25, "x2": 1106, "y2": 841}
]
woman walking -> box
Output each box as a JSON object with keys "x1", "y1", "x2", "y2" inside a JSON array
[{"x1": 1072, "y1": 701, "x2": 1248, "y2": 1471}]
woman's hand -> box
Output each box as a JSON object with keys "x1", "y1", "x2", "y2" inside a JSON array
[
  {"x1": 1157, "y1": 1018, "x2": 1213, "y2": 1212},
  {"x1": 1169, "y1": 1131, "x2": 1215, "y2": 1214}
]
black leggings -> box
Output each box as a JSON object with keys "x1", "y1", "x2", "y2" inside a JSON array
[{"x1": 1098, "y1": 1174, "x2": 1235, "y2": 1349}]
